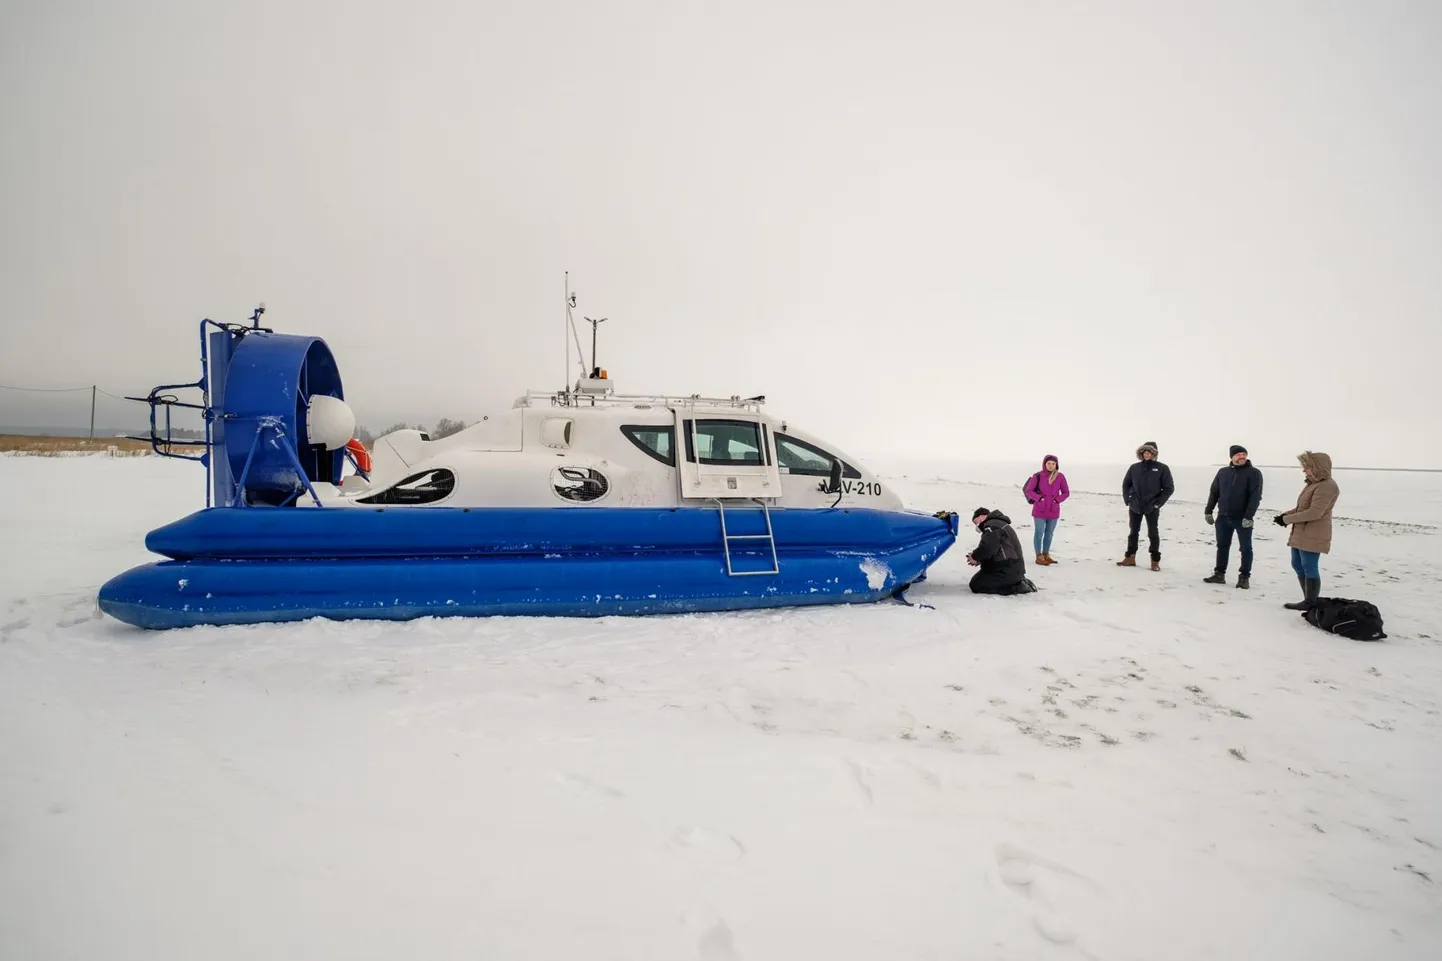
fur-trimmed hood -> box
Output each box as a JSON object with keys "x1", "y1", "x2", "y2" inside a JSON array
[{"x1": 1299, "y1": 451, "x2": 1333, "y2": 483}]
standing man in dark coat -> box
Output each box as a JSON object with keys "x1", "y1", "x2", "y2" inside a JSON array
[
  {"x1": 1203, "y1": 444, "x2": 1264, "y2": 589},
  {"x1": 1118, "y1": 441, "x2": 1174, "y2": 571},
  {"x1": 966, "y1": 508, "x2": 1036, "y2": 595}
]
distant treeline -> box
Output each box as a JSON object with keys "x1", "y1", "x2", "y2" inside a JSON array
[
  {"x1": 2, "y1": 419, "x2": 478, "y2": 446},
  {"x1": 0, "y1": 425, "x2": 205, "y2": 440},
  {"x1": 1249, "y1": 465, "x2": 1442, "y2": 473},
  {"x1": 356, "y1": 418, "x2": 470, "y2": 445}
]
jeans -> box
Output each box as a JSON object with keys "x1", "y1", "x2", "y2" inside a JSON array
[
  {"x1": 1126, "y1": 508, "x2": 1160, "y2": 560},
  {"x1": 1214, "y1": 516, "x2": 1254, "y2": 576},
  {"x1": 1033, "y1": 517, "x2": 1057, "y2": 554},
  {"x1": 1290, "y1": 548, "x2": 1321, "y2": 579}
]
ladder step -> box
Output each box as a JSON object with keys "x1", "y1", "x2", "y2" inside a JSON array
[{"x1": 714, "y1": 497, "x2": 780, "y2": 576}]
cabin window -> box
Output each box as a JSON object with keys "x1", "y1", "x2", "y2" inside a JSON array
[
  {"x1": 774, "y1": 433, "x2": 861, "y2": 478},
  {"x1": 683, "y1": 419, "x2": 768, "y2": 466},
  {"x1": 621, "y1": 425, "x2": 676, "y2": 466},
  {"x1": 356, "y1": 468, "x2": 456, "y2": 505}
]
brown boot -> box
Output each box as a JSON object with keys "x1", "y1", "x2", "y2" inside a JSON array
[
  {"x1": 1043, "y1": 553, "x2": 1056, "y2": 564},
  {"x1": 1150, "y1": 558, "x2": 1161, "y2": 571},
  {"x1": 1117, "y1": 554, "x2": 1136, "y2": 567},
  {"x1": 1035, "y1": 553, "x2": 1052, "y2": 566}
]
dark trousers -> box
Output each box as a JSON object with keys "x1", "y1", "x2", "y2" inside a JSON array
[
  {"x1": 1214, "y1": 516, "x2": 1254, "y2": 575},
  {"x1": 969, "y1": 560, "x2": 1033, "y2": 595},
  {"x1": 1126, "y1": 508, "x2": 1160, "y2": 560}
]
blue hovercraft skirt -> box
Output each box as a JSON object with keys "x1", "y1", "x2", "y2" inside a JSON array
[{"x1": 98, "y1": 506, "x2": 960, "y2": 629}]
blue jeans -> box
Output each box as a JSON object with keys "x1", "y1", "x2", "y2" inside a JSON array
[
  {"x1": 1033, "y1": 517, "x2": 1057, "y2": 554},
  {"x1": 1291, "y1": 548, "x2": 1321, "y2": 579},
  {"x1": 1214, "y1": 516, "x2": 1254, "y2": 576}
]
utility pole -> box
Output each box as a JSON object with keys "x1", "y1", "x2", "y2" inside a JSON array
[
  {"x1": 89, "y1": 385, "x2": 96, "y2": 440},
  {"x1": 584, "y1": 316, "x2": 606, "y2": 373}
]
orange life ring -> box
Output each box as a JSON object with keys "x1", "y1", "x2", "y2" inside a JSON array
[{"x1": 345, "y1": 437, "x2": 372, "y2": 473}]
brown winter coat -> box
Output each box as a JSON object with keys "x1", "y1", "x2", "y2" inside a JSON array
[{"x1": 1285, "y1": 452, "x2": 1339, "y2": 554}]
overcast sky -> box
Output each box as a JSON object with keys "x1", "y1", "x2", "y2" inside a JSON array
[{"x1": 2, "y1": 0, "x2": 1438, "y2": 467}]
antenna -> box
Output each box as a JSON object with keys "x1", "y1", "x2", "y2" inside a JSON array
[
  {"x1": 561, "y1": 273, "x2": 588, "y2": 395},
  {"x1": 563, "y1": 272, "x2": 571, "y2": 396},
  {"x1": 583, "y1": 316, "x2": 607, "y2": 373}
]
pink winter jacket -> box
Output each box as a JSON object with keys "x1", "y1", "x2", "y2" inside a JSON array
[{"x1": 1024, "y1": 456, "x2": 1070, "y2": 521}]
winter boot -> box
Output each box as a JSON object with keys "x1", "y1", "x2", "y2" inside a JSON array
[
  {"x1": 1203, "y1": 571, "x2": 1226, "y2": 585},
  {"x1": 1035, "y1": 553, "x2": 1050, "y2": 566},
  {"x1": 1043, "y1": 553, "x2": 1056, "y2": 564},
  {"x1": 1285, "y1": 577, "x2": 1321, "y2": 611},
  {"x1": 1117, "y1": 554, "x2": 1136, "y2": 567},
  {"x1": 1281, "y1": 574, "x2": 1306, "y2": 608},
  {"x1": 1236, "y1": 574, "x2": 1250, "y2": 590},
  {"x1": 1150, "y1": 557, "x2": 1161, "y2": 571}
]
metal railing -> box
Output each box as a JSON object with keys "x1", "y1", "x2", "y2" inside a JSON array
[{"x1": 515, "y1": 389, "x2": 766, "y2": 411}]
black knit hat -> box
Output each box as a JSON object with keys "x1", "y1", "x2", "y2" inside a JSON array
[
  {"x1": 1230, "y1": 445, "x2": 1247, "y2": 457},
  {"x1": 972, "y1": 507, "x2": 990, "y2": 521}
]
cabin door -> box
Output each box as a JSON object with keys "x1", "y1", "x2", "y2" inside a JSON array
[{"x1": 670, "y1": 409, "x2": 782, "y2": 501}]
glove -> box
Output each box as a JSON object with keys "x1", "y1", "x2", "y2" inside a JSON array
[
  {"x1": 1242, "y1": 518, "x2": 1253, "y2": 528},
  {"x1": 1274, "y1": 513, "x2": 1287, "y2": 527},
  {"x1": 1204, "y1": 512, "x2": 1214, "y2": 526}
]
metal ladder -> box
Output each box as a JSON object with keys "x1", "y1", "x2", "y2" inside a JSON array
[{"x1": 715, "y1": 498, "x2": 780, "y2": 576}]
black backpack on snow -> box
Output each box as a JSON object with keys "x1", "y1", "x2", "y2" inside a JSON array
[{"x1": 1302, "y1": 597, "x2": 1387, "y2": 641}]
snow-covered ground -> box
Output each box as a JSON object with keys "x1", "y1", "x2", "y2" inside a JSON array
[{"x1": 2, "y1": 455, "x2": 1439, "y2": 960}]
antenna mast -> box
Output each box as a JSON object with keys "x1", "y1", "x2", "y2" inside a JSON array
[
  {"x1": 561, "y1": 273, "x2": 589, "y2": 396},
  {"x1": 563, "y1": 272, "x2": 573, "y2": 397},
  {"x1": 583, "y1": 316, "x2": 607, "y2": 373}
]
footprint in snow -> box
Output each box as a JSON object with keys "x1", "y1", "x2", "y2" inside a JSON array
[
  {"x1": 902, "y1": 759, "x2": 942, "y2": 789},
  {"x1": 57, "y1": 610, "x2": 103, "y2": 629},
  {"x1": 666, "y1": 825, "x2": 746, "y2": 863},
  {"x1": 554, "y1": 772, "x2": 624, "y2": 800},
  {"x1": 994, "y1": 844, "x2": 1106, "y2": 951},
  {"x1": 847, "y1": 760, "x2": 875, "y2": 805},
  {"x1": 683, "y1": 905, "x2": 743, "y2": 961},
  {"x1": 697, "y1": 920, "x2": 740, "y2": 960}
]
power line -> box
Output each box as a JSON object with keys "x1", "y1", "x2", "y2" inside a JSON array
[
  {"x1": 0, "y1": 382, "x2": 163, "y2": 440},
  {"x1": 2, "y1": 383, "x2": 172, "y2": 404},
  {"x1": 1, "y1": 384, "x2": 152, "y2": 402},
  {"x1": 0, "y1": 383, "x2": 96, "y2": 393}
]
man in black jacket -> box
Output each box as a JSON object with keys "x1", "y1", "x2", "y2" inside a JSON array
[
  {"x1": 967, "y1": 508, "x2": 1036, "y2": 595},
  {"x1": 1203, "y1": 444, "x2": 1264, "y2": 589},
  {"x1": 1118, "y1": 441, "x2": 1174, "y2": 570}
]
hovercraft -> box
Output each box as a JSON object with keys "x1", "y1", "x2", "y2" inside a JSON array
[{"x1": 98, "y1": 297, "x2": 959, "y2": 629}]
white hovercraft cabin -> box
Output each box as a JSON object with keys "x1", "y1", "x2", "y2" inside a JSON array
[{"x1": 328, "y1": 376, "x2": 899, "y2": 514}]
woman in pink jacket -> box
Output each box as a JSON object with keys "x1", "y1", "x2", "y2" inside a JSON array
[{"x1": 1024, "y1": 455, "x2": 1070, "y2": 565}]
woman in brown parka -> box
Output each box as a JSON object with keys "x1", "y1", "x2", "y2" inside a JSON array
[{"x1": 1273, "y1": 451, "x2": 1339, "y2": 611}]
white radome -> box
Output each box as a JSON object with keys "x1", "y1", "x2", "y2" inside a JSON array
[{"x1": 307, "y1": 394, "x2": 356, "y2": 450}]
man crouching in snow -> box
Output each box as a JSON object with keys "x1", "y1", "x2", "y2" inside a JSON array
[{"x1": 966, "y1": 508, "x2": 1037, "y2": 595}]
